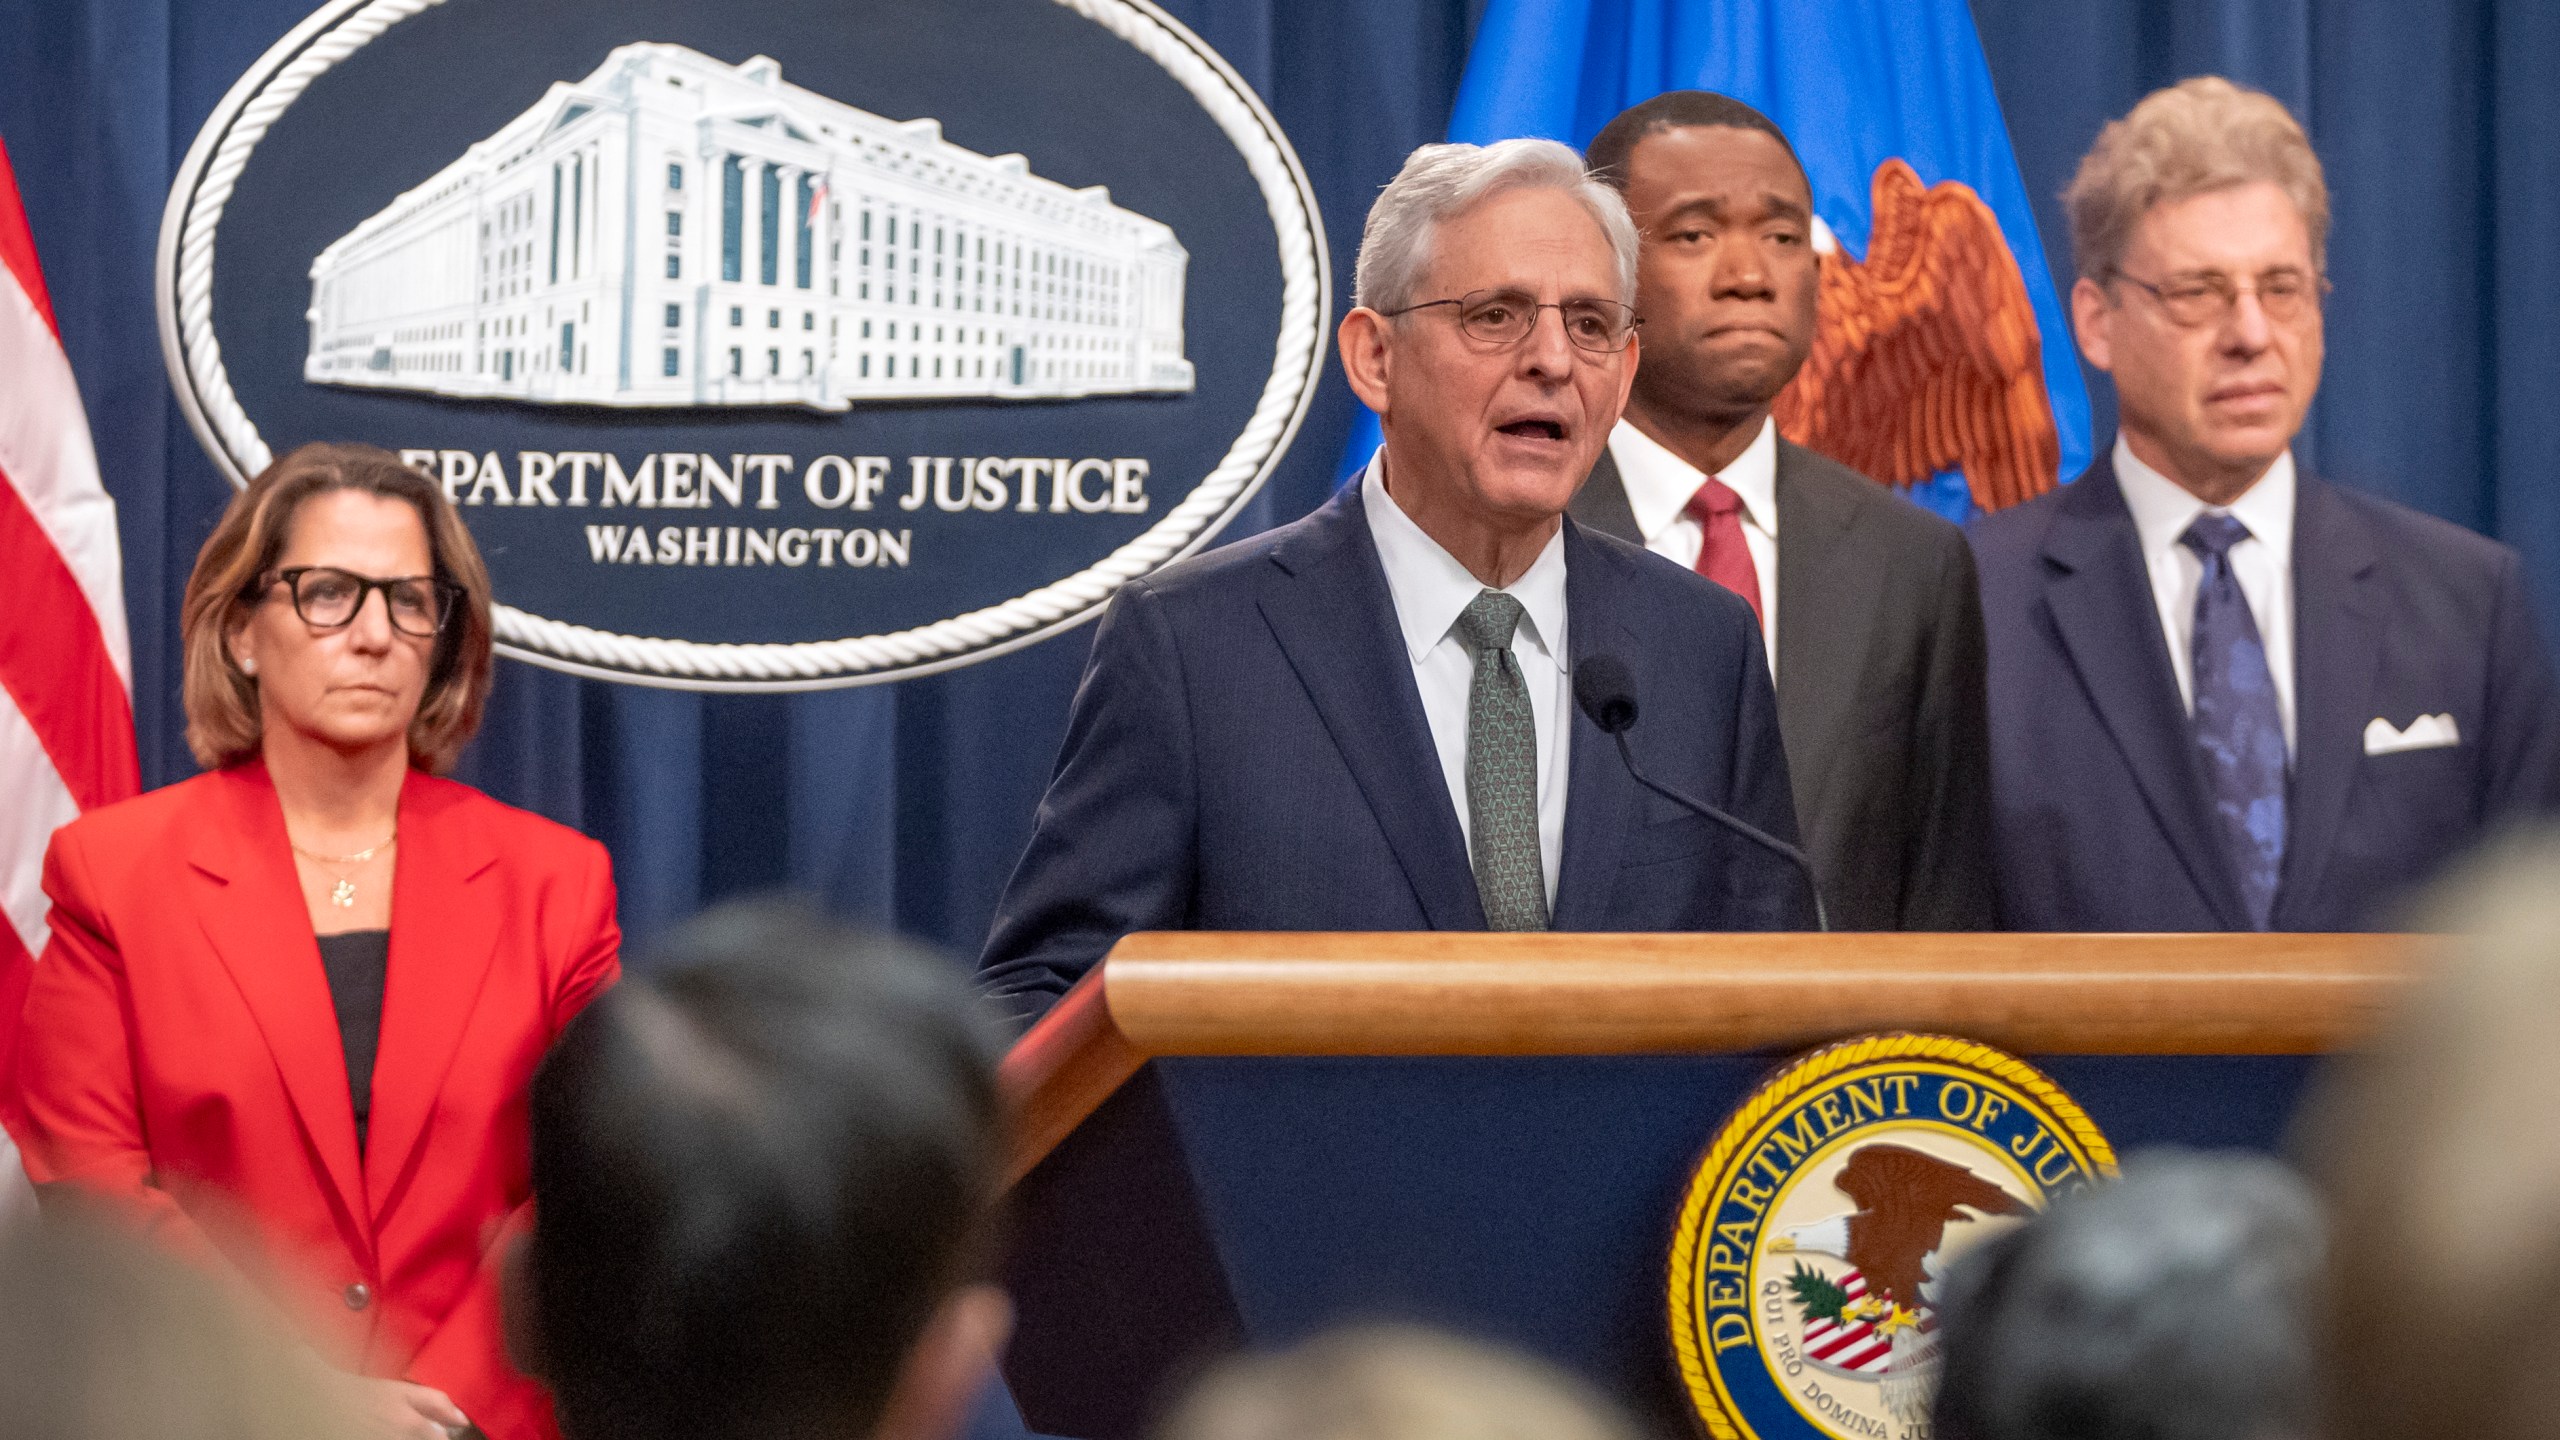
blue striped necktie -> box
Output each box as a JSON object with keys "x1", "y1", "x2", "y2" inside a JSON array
[{"x1": 2180, "y1": 513, "x2": 2287, "y2": 929}]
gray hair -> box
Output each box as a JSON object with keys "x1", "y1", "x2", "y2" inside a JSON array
[
  {"x1": 1930, "y1": 1150, "x2": 2325, "y2": 1440},
  {"x1": 1353, "y1": 139, "x2": 1639, "y2": 313},
  {"x1": 2065, "y1": 76, "x2": 2329, "y2": 282}
]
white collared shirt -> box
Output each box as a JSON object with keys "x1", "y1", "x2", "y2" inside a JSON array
[
  {"x1": 1606, "y1": 415, "x2": 1780, "y2": 676},
  {"x1": 1362, "y1": 454, "x2": 1571, "y2": 906},
  {"x1": 2112, "y1": 434, "x2": 2298, "y2": 758}
]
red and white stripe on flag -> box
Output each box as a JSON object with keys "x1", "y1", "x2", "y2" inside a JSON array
[{"x1": 0, "y1": 134, "x2": 139, "y2": 1000}]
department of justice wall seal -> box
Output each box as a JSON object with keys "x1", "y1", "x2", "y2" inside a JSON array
[
  {"x1": 1667, "y1": 1035, "x2": 2117, "y2": 1440},
  {"x1": 159, "y1": 0, "x2": 1326, "y2": 690}
]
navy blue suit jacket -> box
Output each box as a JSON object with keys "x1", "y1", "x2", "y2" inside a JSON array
[
  {"x1": 977, "y1": 482, "x2": 1809, "y2": 1021},
  {"x1": 1972, "y1": 457, "x2": 2560, "y2": 931}
]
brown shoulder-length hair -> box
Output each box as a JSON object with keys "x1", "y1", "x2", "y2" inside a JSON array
[{"x1": 181, "y1": 443, "x2": 495, "y2": 773}]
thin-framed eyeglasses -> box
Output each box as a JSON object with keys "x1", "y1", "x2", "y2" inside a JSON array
[
  {"x1": 254, "y1": 566, "x2": 461, "y2": 637},
  {"x1": 2109, "y1": 267, "x2": 2328, "y2": 328},
  {"x1": 1384, "y1": 288, "x2": 1641, "y2": 353}
]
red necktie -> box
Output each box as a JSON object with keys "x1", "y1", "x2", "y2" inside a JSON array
[{"x1": 1684, "y1": 477, "x2": 1763, "y2": 627}]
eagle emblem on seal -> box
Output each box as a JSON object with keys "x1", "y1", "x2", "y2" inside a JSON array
[{"x1": 1770, "y1": 1144, "x2": 2030, "y2": 1420}]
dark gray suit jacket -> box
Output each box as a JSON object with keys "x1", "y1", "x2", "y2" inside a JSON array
[{"x1": 1570, "y1": 438, "x2": 1997, "y2": 929}]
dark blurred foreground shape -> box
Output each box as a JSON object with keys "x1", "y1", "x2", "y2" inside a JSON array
[
  {"x1": 1929, "y1": 1149, "x2": 2324, "y2": 1440},
  {"x1": 519, "y1": 896, "x2": 1013, "y2": 1440},
  {"x1": 0, "y1": 1209, "x2": 357, "y2": 1440},
  {"x1": 2302, "y1": 833, "x2": 2560, "y2": 1440}
]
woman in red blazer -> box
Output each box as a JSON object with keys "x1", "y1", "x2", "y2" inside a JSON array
[{"x1": 7, "y1": 443, "x2": 618, "y2": 1440}]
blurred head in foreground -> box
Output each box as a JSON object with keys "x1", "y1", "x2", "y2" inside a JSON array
[
  {"x1": 1929, "y1": 1150, "x2": 2324, "y2": 1440},
  {"x1": 518, "y1": 898, "x2": 1011, "y2": 1440},
  {"x1": 1159, "y1": 1325, "x2": 1636, "y2": 1440},
  {"x1": 2303, "y1": 835, "x2": 2560, "y2": 1440},
  {"x1": 0, "y1": 1211, "x2": 353, "y2": 1440}
]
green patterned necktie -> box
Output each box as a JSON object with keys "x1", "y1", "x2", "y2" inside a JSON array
[{"x1": 1454, "y1": 590, "x2": 1549, "y2": 932}]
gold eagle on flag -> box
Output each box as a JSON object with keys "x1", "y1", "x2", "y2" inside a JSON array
[{"x1": 1772, "y1": 159, "x2": 2060, "y2": 514}]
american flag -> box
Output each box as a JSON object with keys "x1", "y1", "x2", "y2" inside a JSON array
[{"x1": 0, "y1": 134, "x2": 139, "y2": 1216}]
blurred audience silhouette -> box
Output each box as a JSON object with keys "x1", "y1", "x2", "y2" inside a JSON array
[
  {"x1": 1930, "y1": 1150, "x2": 2324, "y2": 1440},
  {"x1": 1160, "y1": 1326, "x2": 1638, "y2": 1440},
  {"x1": 2303, "y1": 835, "x2": 2560, "y2": 1440},
  {"x1": 512, "y1": 898, "x2": 1011, "y2": 1440},
  {"x1": 0, "y1": 1209, "x2": 357, "y2": 1440}
]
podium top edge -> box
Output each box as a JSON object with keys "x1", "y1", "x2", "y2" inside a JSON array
[{"x1": 995, "y1": 932, "x2": 2434, "y2": 1184}]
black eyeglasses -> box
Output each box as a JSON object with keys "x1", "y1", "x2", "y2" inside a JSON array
[
  {"x1": 2109, "y1": 267, "x2": 2327, "y2": 327},
  {"x1": 255, "y1": 566, "x2": 462, "y2": 637},
  {"x1": 1385, "y1": 288, "x2": 1641, "y2": 353}
]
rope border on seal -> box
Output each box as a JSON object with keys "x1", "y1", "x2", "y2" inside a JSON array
[
  {"x1": 1664, "y1": 1033, "x2": 2121, "y2": 1440},
  {"x1": 157, "y1": 0, "x2": 1329, "y2": 690}
]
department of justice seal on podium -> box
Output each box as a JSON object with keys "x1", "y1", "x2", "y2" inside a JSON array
[{"x1": 1667, "y1": 1035, "x2": 2117, "y2": 1440}]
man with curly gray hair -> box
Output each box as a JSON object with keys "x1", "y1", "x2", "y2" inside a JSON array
[
  {"x1": 1972, "y1": 77, "x2": 2560, "y2": 934},
  {"x1": 979, "y1": 138, "x2": 1807, "y2": 1022}
]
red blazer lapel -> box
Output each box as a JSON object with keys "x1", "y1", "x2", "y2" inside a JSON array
[
  {"x1": 185, "y1": 764, "x2": 370, "y2": 1235},
  {"x1": 364, "y1": 772, "x2": 502, "y2": 1221}
]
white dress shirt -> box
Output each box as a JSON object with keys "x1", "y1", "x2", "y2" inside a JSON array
[
  {"x1": 2112, "y1": 434, "x2": 2299, "y2": 759},
  {"x1": 1362, "y1": 455, "x2": 1571, "y2": 906},
  {"x1": 1606, "y1": 415, "x2": 1780, "y2": 676}
]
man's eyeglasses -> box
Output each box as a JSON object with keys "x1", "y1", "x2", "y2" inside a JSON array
[
  {"x1": 254, "y1": 566, "x2": 462, "y2": 637},
  {"x1": 1385, "y1": 288, "x2": 1641, "y2": 353},
  {"x1": 2109, "y1": 267, "x2": 2327, "y2": 328}
]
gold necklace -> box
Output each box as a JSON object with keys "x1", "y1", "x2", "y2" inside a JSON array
[{"x1": 290, "y1": 833, "x2": 395, "y2": 909}]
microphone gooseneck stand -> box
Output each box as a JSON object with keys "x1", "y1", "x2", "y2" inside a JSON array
[{"x1": 1572, "y1": 654, "x2": 1831, "y2": 933}]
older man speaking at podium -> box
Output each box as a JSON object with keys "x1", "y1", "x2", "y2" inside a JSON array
[{"x1": 977, "y1": 139, "x2": 1806, "y2": 1025}]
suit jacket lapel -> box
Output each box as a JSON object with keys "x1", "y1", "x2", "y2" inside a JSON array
[
  {"x1": 1257, "y1": 486, "x2": 1485, "y2": 929},
  {"x1": 1551, "y1": 520, "x2": 1637, "y2": 928},
  {"x1": 186, "y1": 764, "x2": 368, "y2": 1236},
  {"x1": 1771, "y1": 444, "x2": 1870, "y2": 766},
  {"x1": 2038, "y1": 466, "x2": 2252, "y2": 928},
  {"x1": 1566, "y1": 447, "x2": 1645, "y2": 545},
  {"x1": 364, "y1": 773, "x2": 503, "y2": 1221},
  {"x1": 2277, "y1": 477, "x2": 2383, "y2": 920}
]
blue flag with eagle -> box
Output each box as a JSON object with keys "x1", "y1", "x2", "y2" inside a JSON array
[{"x1": 1339, "y1": 0, "x2": 2091, "y2": 523}]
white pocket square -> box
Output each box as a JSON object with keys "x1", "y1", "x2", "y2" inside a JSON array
[{"x1": 2364, "y1": 713, "x2": 2461, "y2": 755}]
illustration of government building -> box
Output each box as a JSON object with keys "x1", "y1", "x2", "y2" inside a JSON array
[{"x1": 304, "y1": 43, "x2": 1193, "y2": 410}]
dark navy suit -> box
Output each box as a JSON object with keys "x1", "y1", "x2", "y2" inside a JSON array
[
  {"x1": 977, "y1": 482, "x2": 1809, "y2": 1022},
  {"x1": 1972, "y1": 458, "x2": 2560, "y2": 931}
]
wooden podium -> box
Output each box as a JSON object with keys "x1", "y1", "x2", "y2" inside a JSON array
[{"x1": 995, "y1": 933, "x2": 2423, "y2": 1440}]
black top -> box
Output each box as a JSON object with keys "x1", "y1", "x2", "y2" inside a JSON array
[{"x1": 315, "y1": 929, "x2": 389, "y2": 1153}]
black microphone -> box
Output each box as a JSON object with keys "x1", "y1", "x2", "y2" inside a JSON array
[{"x1": 1573, "y1": 655, "x2": 1830, "y2": 932}]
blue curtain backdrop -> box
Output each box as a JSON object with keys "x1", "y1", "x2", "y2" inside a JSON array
[{"x1": 6, "y1": 0, "x2": 2560, "y2": 965}]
